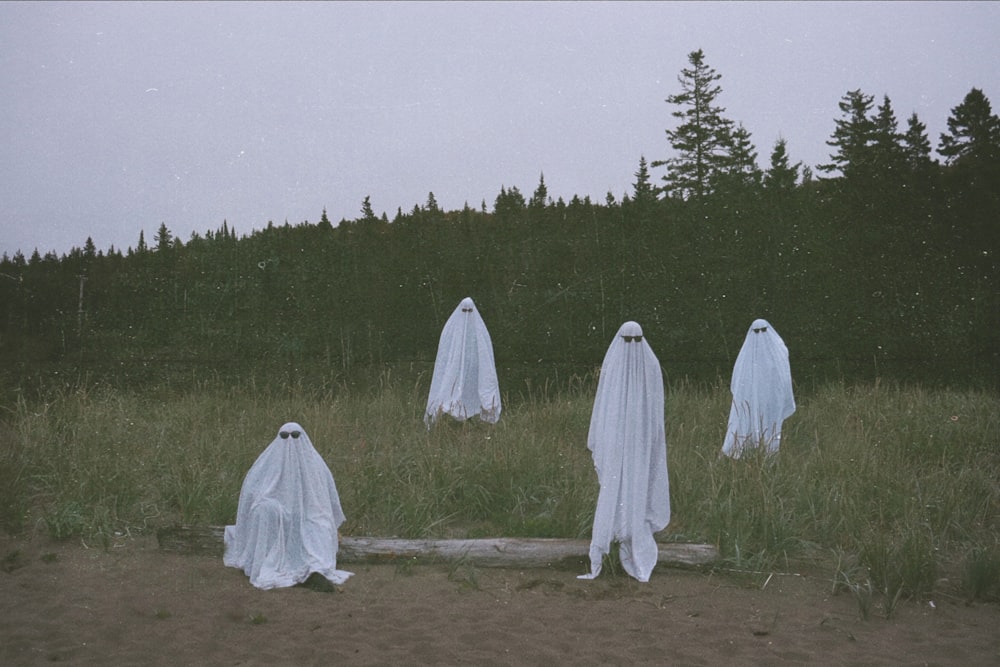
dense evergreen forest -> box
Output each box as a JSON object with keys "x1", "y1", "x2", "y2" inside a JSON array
[{"x1": 2, "y1": 52, "x2": 998, "y2": 392}]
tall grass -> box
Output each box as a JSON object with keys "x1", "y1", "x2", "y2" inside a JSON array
[{"x1": 2, "y1": 370, "x2": 997, "y2": 602}]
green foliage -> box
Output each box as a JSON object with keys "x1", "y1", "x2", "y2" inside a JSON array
[
  {"x1": 338, "y1": 373, "x2": 595, "y2": 540},
  {"x1": 667, "y1": 379, "x2": 999, "y2": 604},
  {"x1": 831, "y1": 548, "x2": 875, "y2": 620},
  {"x1": 39, "y1": 502, "x2": 80, "y2": 539},
  {"x1": 654, "y1": 48, "x2": 736, "y2": 200},
  {"x1": 902, "y1": 112, "x2": 935, "y2": 172},
  {"x1": 2, "y1": 77, "x2": 998, "y2": 393},
  {"x1": 819, "y1": 89, "x2": 876, "y2": 179},
  {"x1": 858, "y1": 525, "x2": 937, "y2": 610},
  {"x1": 961, "y1": 544, "x2": 1000, "y2": 602},
  {"x1": 0, "y1": 422, "x2": 29, "y2": 532},
  {"x1": 3, "y1": 372, "x2": 997, "y2": 607},
  {"x1": 2, "y1": 162, "x2": 995, "y2": 393},
  {"x1": 938, "y1": 87, "x2": 1000, "y2": 166},
  {"x1": 764, "y1": 137, "x2": 799, "y2": 192}
]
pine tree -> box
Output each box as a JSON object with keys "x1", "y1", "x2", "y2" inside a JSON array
[
  {"x1": 494, "y1": 185, "x2": 526, "y2": 222},
  {"x1": 763, "y1": 137, "x2": 800, "y2": 191},
  {"x1": 938, "y1": 87, "x2": 1000, "y2": 167},
  {"x1": 319, "y1": 208, "x2": 333, "y2": 230},
  {"x1": 653, "y1": 49, "x2": 735, "y2": 200},
  {"x1": 870, "y1": 95, "x2": 907, "y2": 179},
  {"x1": 529, "y1": 173, "x2": 549, "y2": 209},
  {"x1": 720, "y1": 123, "x2": 761, "y2": 190},
  {"x1": 424, "y1": 192, "x2": 440, "y2": 214},
  {"x1": 632, "y1": 155, "x2": 656, "y2": 206},
  {"x1": 360, "y1": 196, "x2": 377, "y2": 222},
  {"x1": 902, "y1": 112, "x2": 935, "y2": 171},
  {"x1": 937, "y1": 87, "x2": 1000, "y2": 268},
  {"x1": 801, "y1": 165, "x2": 813, "y2": 186},
  {"x1": 819, "y1": 89, "x2": 876, "y2": 179},
  {"x1": 154, "y1": 223, "x2": 173, "y2": 252},
  {"x1": 899, "y1": 111, "x2": 940, "y2": 196}
]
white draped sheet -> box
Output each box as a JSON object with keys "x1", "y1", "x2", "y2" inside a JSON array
[
  {"x1": 424, "y1": 297, "x2": 501, "y2": 427},
  {"x1": 721, "y1": 318, "x2": 796, "y2": 458},
  {"x1": 224, "y1": 422, "x2": 353, "y2": 589},
  {"x1": 579, "y1": 321, "x2": 671, "y2": 583}
]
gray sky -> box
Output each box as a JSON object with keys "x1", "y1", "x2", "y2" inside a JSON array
[{"x1": 2, "y1": 1, "x2": 998, "y2": 258}]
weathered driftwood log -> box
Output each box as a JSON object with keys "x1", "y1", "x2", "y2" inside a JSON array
[
  {"x1": 157, "y1": 525, "x2": 227, "y2": 557},
  {"x1": 156, "y1": 524, "x2": 718, "y2": 569}
]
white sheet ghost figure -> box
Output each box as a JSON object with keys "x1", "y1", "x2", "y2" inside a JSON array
[
  {"x1": 224, "y1": 422, "x2": 353, "y2": 589},
  {"x1": 579, "y1": 321, "x2": 671, "y2": 583},
  {"x1": 721, "y1": 319, "x2": 796, "y2": 458},
  {"x1": 424, "y1": 297, "x2": 501, "y2": 428}
]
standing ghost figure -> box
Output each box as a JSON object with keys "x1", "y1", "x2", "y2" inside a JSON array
[
  {"x1": 424, "y1": 297, "x2": 501, "y2": 427},
  {"x1": 579, "y1": 321, "x2": 671, "y2": 583},
  {"x1": 721, "y1": 319, "x2": 796, "y2": 458},
  {"x1": 224, "y1": 422, "x2": 353, "y2": 589}
]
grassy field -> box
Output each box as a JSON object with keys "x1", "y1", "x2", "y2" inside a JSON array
[{"x1": 2, "y1": 368, "x2": 997, "y2": 607}]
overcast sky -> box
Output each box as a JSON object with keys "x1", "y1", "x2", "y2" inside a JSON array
[{"x1": 1, "y1": 1, "x2": 998, "y2": 258}]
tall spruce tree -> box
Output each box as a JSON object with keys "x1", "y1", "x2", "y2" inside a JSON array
[
  {"x1": 819, "y1": 89, "x2": 876, "y2": 180},
  {"x1": 529, "y1": 173, "x2": 549, "y2": 209},
  {"x1": 653, "y1": 49, "x2": 734, "y2": 200},
  {"x1": 424, "y1": 192, "x2": 440, "y2": 214},
  {"x1": 763, "y1": 137, "x2": 800, "y2": 192},
  {"x1": 901, "y1": 112, "x2": 939, "y2": 195},
  {"x1": 938, "y1": 87, "x2": 1000, "y2": 167},
  {"x1": 154, "y1": 223, "x2": 173, "y2": 252},
  {"x1": 937, "y1": 87, "x2": 1000, "y2": 271},
  {"x1": 902, "y1": 112, "x2": 935, "y2": 171},
  {"x1": 360, "y1": 196, "x2": 377, "y2": 222},
  {"x1": 318, "y1": 208, "x2": 334, "y2": 230},
  {"x1": 632, "y1": 155, "x2": 656, "y2": 205},
  {"x1": 494, "y1": 185, "x2": 526, "y2": 222},
  {"x1": 870, "y1": 95, "x2": 907, "y2": 179},
  {"x1": 719, "y1": 123, "x2": 761, "y2": 191}
]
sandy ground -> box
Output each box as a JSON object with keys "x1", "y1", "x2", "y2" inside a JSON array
[{"x1": 1, "y1": 532, "x2": 997, "y2": 666}]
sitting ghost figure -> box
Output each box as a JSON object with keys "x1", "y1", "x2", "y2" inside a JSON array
[
  {"x1": 424, "y1": 297, "x2": 501, "y2": 427},
  {"x1": 721, "y1": 319, "x2": 796, "y2": 458},
  {"x1": 579, "y1": 321, "x2": 671, "y2": 583},
  {"x1": 224, "y1": 422, "x2": 353, "y2": 589}
]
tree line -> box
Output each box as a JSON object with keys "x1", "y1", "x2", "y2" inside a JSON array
[{"x1": 2, "y1": 50, "x2": 997, "y2": 392}]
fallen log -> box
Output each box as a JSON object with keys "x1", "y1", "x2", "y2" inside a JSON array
[
  {"x1": 337, "y1": 535, "x2": 718, "y2": 568},
  {"x1": 156, "y1": 524, "x2": 718, "y2": 569}
]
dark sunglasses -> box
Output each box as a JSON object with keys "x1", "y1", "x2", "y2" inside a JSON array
[
  {"x1": 753, "y1": 327, "x2": 768, "y2": 334},
  {"x1": 279, "y1": 430, "x2": 302, "y2": 440},
  {"x1": 621, "y1": 335, "x2": 643, "y2": 343}
]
